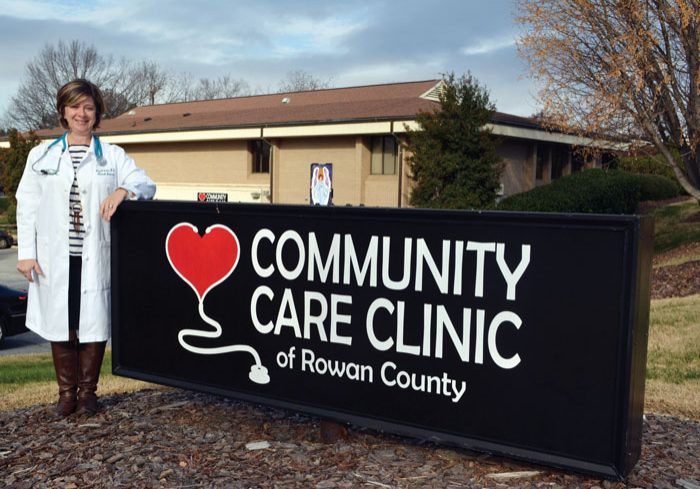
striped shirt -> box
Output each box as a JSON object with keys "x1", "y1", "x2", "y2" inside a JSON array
[{"x1": 68, "y1": 145, "x2": 88, "y2": 256}]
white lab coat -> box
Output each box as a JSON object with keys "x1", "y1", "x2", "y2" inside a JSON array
[{"x1": 16, "y1": 137, "x2": 156, "y2": 342}]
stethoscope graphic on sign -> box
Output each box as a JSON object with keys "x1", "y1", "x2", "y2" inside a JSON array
[
  {"x1": 31, "y1": 132, "x2": 108, "y2": 175},
  {"x1": 165, "y1": 222, "x2": 270, "y2": 385}
]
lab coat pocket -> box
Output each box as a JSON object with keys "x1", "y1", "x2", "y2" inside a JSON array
[
  {"x1": 87, "y1": 241, "x2": 111, "y2": 291},
  {"x1": 35, "y1": 237, "x2": 51, "y2": 282},
  {"x1": 95, "y1": 183, "x2": 115, "y2": 210},
  {"x1": 35, "y1": 237, "x2": 51, "y2": 315}
]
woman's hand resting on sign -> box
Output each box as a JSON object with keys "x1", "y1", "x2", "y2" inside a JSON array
[{"x1": 100, "y1": 187, "x2": 130, "y2": 221}]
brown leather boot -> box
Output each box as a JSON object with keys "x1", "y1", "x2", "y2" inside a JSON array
[
  {"x1": 76, "y1": 342, "x2": 107, "y2": 416},
  {"x1": 50, "y1": 340, "x2": 79, "y2": 416}
]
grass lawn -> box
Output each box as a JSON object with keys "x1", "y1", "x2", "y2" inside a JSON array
[
  {"x1": 644, "y1": 294, "x2": 700, "y2": 419},
  {"x1": 0, "y1": 349, "x2": 159, "y2": 412},
  {"x1": 651, "y1": 198, "x2": 700, "y2": 253}
]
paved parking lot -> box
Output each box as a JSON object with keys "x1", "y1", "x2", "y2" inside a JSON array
[
  {"x1": 0, "y1": 247, "x2": 48, "y2": 356},
  {"x1": 0, "y1": 246, "x2": 28, "y2": 291}
]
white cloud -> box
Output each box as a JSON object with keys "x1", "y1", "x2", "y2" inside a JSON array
[
  {"x1": 461, "y1": 35, "x2": 516, "y2": 56},
  {"x1": 0, "y1": 0, "x2": 116, "y2": 23},
  {"x1": 0, "y1": 0, "x2": 539, "y2": 118},
  {"x1": 337, "y1": 59, "x2": 445, "y2": 86},
  {"x1": 265, "y1": 15, "x2": 367, "y2": 57}
]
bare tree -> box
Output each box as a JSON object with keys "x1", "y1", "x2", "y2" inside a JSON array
[
  {"x1": 6, "y1": 40, "x2": 129, "y2": 129},
  {"x1": 5, "y1": 39, "x2": 255, "y2": 128},
  {"x1": 161, "y1": 72, "x2": 197, "y2": 103},
  {"x1": 278, "y1": 70, "x2": 333, "y2": 93},
  {"x1": 517, "y1": 0, "x2": 700, "y2": 201},
  {"x1": 192, "y1": 76, "x2": 250, "y2": 100},
  {"x1": 118, "y1": 71, "x2": 251, "y2": 105},
  {"x1": 128, "y1": 61, "x2": 171, "y2": 106},
  {"x1": 4, "y1": 40, "x2": 181, "y2": 128}
]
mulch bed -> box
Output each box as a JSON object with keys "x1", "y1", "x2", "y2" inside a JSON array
[
  {"x1": 652, "y1": 260, "x2": 700, "y2": 299},
  {"x1": 1, "y1": 389, "x2": 699, "y2": 488},
  {"x1": 652, "y1": 241, "x2": 700, "y2": 299},
  {"x1": 682, "y1": 212, "x2": 700, "y2": 223},
  {"x1": 636, "y1": 197, "x2": 692, "y2": 215}
]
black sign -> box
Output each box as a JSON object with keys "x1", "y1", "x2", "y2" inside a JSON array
[{"x1": 111, "y1": 201, "x2": 652, "y2": 479}]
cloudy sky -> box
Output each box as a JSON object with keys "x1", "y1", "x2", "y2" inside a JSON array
[{"x1": 0, "y1": 0, "x2": 539, "y2": 120}]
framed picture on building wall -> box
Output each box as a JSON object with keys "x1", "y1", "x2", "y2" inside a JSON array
[{"x1": 310, "y1": 163, "x2": 333, "y2": 206}]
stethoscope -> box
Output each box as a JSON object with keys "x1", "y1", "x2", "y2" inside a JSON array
[{"x1": 31, "y1": 132, "x2": 106, "y2": 175}]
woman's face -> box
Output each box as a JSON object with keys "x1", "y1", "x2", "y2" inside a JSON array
[{"x1": 63, "y1": 96, "x2": 96, "y2": 136}]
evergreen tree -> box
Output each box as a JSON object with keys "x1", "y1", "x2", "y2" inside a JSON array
[
  {"x1": 407, "y1": 73, "x2": 502, "y2": 209},
  {"x1": 0, "y1": 129, "x2": 40, "y2": 223}
]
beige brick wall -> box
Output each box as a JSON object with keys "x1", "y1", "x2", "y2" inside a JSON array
[
  {"x1": 117, "y1": 134, "x2": 547, "y2": 206},
  {"x1": 496, "y1": 141, "x2": 531, "y2": 197},
  {"x1": 365, "y1": 174, "x2": 400, "y2": 207},
  {"x1": 122, "y1": 141, "x2": 269, "y2": 186},
  {"x1": 274, "y1": 137, "x2": 361, "y2": 205}
]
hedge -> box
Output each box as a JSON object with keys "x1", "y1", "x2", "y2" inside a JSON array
[
  {"x1": 617, "y1": 153, "x2": 679, "y2": 182},
  {"x1": 497, "y1": 170, "x2": 639, "y2": 214},
  {"x1": 633, "y1": 173, "x2": 681, "y2": 201},
  {"x1": 495, "y1": 169, "x2": 668, "y2": 214}
]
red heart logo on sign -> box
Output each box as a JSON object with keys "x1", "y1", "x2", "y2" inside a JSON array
[
  {"x1": 166, "y1": 223, "x2": 240, "y2": 301},
  {"x1": 197, "y1": 193, "x2": 206, "y2": 202}
]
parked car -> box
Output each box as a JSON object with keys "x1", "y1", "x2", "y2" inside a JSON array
[
  {"x1": 0, "y1": 229, "x2": 13, "y2": 249},
  {"x1": 0, "y1": 284, "x2": 28, "y2": 347}
]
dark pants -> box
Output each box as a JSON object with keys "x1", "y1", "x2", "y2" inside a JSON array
[{"x1": 68, "y1": 255, "x2": 81, "y2": 333}]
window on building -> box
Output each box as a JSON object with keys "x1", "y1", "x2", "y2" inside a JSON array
[
  {"x1": 601, "y1": 152, "x2": 617, "y2": 169},
  {"x1": 370, "y1": 136, "x2": 397, "y2": 175},
  {"x1": 572, "y1": 152, "x2": 585, "y2": 173},
  {"x1": 551, "y1": 146, "x2": 567, "y2": 180},
  {"x1": 536, "y1": 144, "x2": 548, "y2": 181},
  {"x1": 250, "y1": 140, "x2": 271, "y2": 173}
]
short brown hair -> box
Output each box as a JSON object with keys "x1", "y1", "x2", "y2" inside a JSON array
[{"x1": 56, "y1": 79, "x2": 105, "y2": 130}]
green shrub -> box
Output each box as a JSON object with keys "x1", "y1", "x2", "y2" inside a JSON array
[
  {"x1": 618, "y1": 153, "x2": 681, "y2": 185},
  {"x1": 0, "y1": 197, "x2": 14, "y2": 225},
  {"x1": 3, "y1": 200, "x2": 15, "y2": 225},
  {"x1": 497, "y1": 169, "x2": 641, "y2": 214},
  {"x1": 632, "y1": 173, "x2": 681, "y2": 201}
]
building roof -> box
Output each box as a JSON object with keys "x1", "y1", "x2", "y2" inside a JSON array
[
  {"x1": 27, "y1": 79, "x2": 548, "y2": 141},
  {"x1": 491, "y1": 111, "x2": 540, "y2": 130},
  {"x1": 34, "y1": 80, "x2": 450, "y2": 138}
]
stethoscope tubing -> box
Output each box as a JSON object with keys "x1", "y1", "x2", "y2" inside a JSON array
[{"x1": 31, "y1": 132, "x2": 105, "y2": 175}]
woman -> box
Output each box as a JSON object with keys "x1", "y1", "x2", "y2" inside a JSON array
[{"x1": 16, "y1": 79, "x2": 156, "y2": 416}]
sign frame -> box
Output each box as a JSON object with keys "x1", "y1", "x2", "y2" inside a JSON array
[{"x1": 111, "y1": 201, "x2": 652, "y2": 479}]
